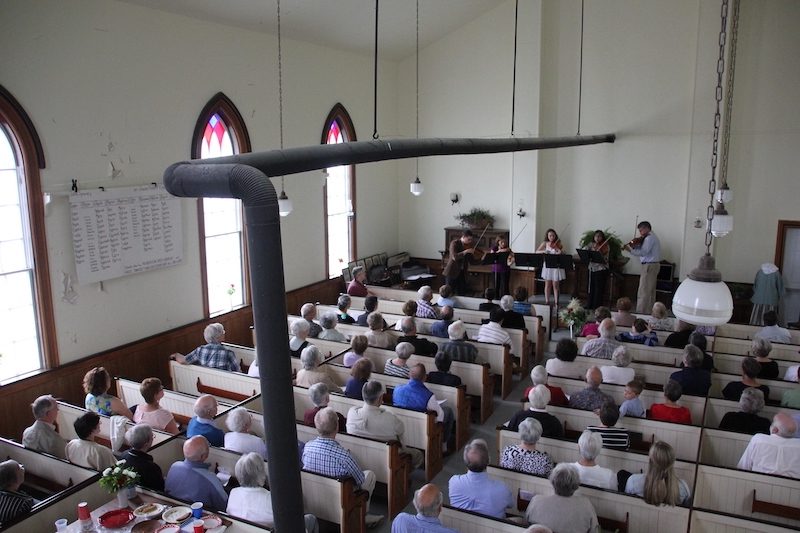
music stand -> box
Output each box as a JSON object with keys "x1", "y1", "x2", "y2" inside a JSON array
[
  {"x1": 576, "y1": 249, "x2": 606, "y2": 266},
  {"x1": 514, "y1": 253, "x2": 543, "y2": 270},
  {"x1": 481, "y1": 251, "x2": 510, "y2": 266},
  {"x1": 543, "y1": 254, "x2": 574, "y2": 272}
]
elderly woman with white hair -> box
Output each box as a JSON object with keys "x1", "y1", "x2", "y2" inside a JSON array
[
  {"x1": 523, "y1": 365, "x2": 568, "y2": 406},
  {"x1": 384, "y1": 342, "x2": 414, "y2": 378},
  {"x1": 499, "y1": 294, "x2": 526, "y2": 329},
  {"x1": 648, "y1": 301, "x2": 676, "y2": 332},
  {"x1": 289, "y1": 319, "x2": 312, "y2": 358},
  {"x1": 525, "y1": 463, "x2": 599, "y2": 532},
  {"x1": 121, "y1": 424, "x2": 164, "y2": 490},
  {"x1": 500, "y1": 418, "x2": 554, "y2": 477},
  {"x1": 365, "y1": 312, "x2": 396, "y2": 349},
  {"x1": 720, "y1": 387, "x2": 771, "y2": 435},
  {"x1": 295, "y1": 345, "x2": 340, "y2": 389},
  {"x1": 600, "y1": 346, "x2": 636, "y2": 385},
  {"x1": 303, "y1": 383, "x2": 346, "y2": 432},
  {"x1": 336, "y1": 294, "x2": 356, "y2": 324},
  {"x1": 318, "y1": 311, "x2": 347, "y2": 342},
  {"x1": 508, "y1": 384, "x2": 564, "y2": 437},
  {"x1": 568, "y1": 430, "x2": 617, "y2": 490},
  {"x1": 224, "y1": 407, "x2": 267, "y2": 459},
  {"x1": 300, "y1": 302, "x2": 323, "y2": 338},
  {"x1": 751, "y1": 337, "x2": 779, "y2": 380}
]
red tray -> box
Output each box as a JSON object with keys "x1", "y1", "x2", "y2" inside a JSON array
[{"x1": 98, "y1": 508, "x2": 135, "y2": 528}]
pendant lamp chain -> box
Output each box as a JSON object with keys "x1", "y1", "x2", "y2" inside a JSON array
[
  {"x1": 372, "y1": 0, "x2": 380, "y2": 140},
  {"x1": 576, "y1": 0, "x2": 585, "y2": 136},
  {"x1": 716, "y1": 0, "x2": 739, "y2": 217},
  {"x1": 276, "y1": 0, "x2": 292, "y2": 215},
  {"x1": 409, "y1": 0, "x2": 424, "y2": 196}
]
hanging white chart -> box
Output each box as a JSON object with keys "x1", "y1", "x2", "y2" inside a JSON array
[{"x1": 69, "y1": 184, "x2": 183, "y2": 284}]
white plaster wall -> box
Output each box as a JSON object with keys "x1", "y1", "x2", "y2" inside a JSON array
[{"x1": 0, "y1": 0, "x2": 398, "y2": 362}]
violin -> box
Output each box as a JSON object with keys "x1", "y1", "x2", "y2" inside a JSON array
[{"x1": 626, "y1": 236, "x2": 645, "y2": 248}]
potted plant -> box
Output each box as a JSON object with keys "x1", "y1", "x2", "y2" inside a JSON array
[
  {"x1": 578, "y1": 228, "x2": 628, "y2": 266},
  {"x1": 455, "y1": 207, "x2": 495, "y2": 229}
]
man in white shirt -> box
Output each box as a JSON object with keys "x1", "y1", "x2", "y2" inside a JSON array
[
  {"x1": 475, "y1": 308, "x2": 512, "y2": 346},
  {"x1": 755, "y1": 310, "x2": 792, "y2": 344},
  {"x1": 738, "y1": 412, "x2": 800, "y2": 479},
  {"x1": 569, "y1": 430, "x2": 617, "y2": 490}
]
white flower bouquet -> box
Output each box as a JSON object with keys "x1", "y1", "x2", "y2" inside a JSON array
[{"x1": 99, "y1": 460, "x2": 140, "y2": 493}]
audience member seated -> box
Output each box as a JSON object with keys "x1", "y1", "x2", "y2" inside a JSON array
[
  {"x1": 579, "y1": 306, "x2": 611, "y2": 339},
  {"x1": 512, "y1": 286, "x2": 533, "y2": 316},
  {"x1": 295, "y1": 345, "x2": 340, "y2": 389},
  {"x1": 171, "y1": 323, "x2": 240, "y2": 373},
  {"x1": 580, "y1": 319, "x2": 621, "y2": 360},
  {"x1": 738, "y1": 413, "x2": 800, "y2": 479},
  {"x1": 22, "y1": 394, "x2": 67, "y2": 459},
  {"x1": 343, "y1": 335, "x2": 369, "y2": 367},
  {"x1": 615, "y1": 318, "x2": 658, "y2": 346},
  {"x1": 649, "y1": 380, "x2": 692, "y2": 424},
  {"x1": 226, "y1": 452, "x2": 274, "y2": 527},
  {"x1": 336, "y1": 294, "x2": 356, "y2": 324},
  {"x1": 366, "y1": 312, "x2": 395, "y2": 349},
  {"x1": 782, "y1": 368, "x2": 800, "y2": 408},
  {"x1": 300, "y1": 302, "x2": 323, "y2": 338},
  {"x1": 346, "y1": 381, "x2": 424, "y2": 469},
  {"x1": 587, "y1": 401, "x2": 629, "y2": 450},
  {"x1": 754, "y1": 310, "x2": 791, "y2": 344},
  {"x1": 390, "y1": 483, "x2": 456, "y2": 533},
  {"x1": 416, "y1": 286, "x2": 439, "y2": 319},
  {"x1": 478, "y1": 288, "x2": 500, "y2": 312},
  {"x1": 65, "y1": 412, "x2": 116, "y2": 471},
  {"x1": 384, "y1": 342, "x2": 414, "y2": 378},
  {"x1": 318, "y1": 312, "x2": 347, "y2": 342},
  {"x1": 0, "y1": 460, "x2": 33, "y2": 525},
  {"x1": 648, "y1": 301, "x2": 676, "y2": 332},
  {"x1": 303, "y1": 408, "x2": 384, "y2": 527},
  {"x1": 440, "y1": 320, "x2": 482, "y2": 364},
  {"x1": 82, "y1": 366, "x2": 134, "y2": 419},
  {"x1": 508, "y1": 385, "x2": 564, "y2": 438},
  {"x1": 303, "y1": 383, "x2": 346, "y2": 432},
  {"x1": 437, "y1": 284, "x2": 456, "y2": 308},
  {"x1": 785, "y1": 364, "x2": 800, "y2": 383},
  {"x1": 500, "y1": 418, "x2": 554, "y2": 477},
  {"x1": 397, "y1": 317, "x2": 438, "y2": 357},
  {"x1": 719, "y1": 388, "x2": 771, "y2": 435},
  {"x1": 476, "y1": 307, "x2": 513, "y2": 346},
  {"x1": 394, "y1": 364, "x2": 455, "y2": 450},
  {"x1": 545, "y1": 338, "x2": 580, "y2": 377},
  {"x1": 569, "y1": 367, "x2": 614, "y2": 411},
  {"x1": 523, "y1": 365, "x2": 568, "y2": 406},
  {"x1": 289, "y1": 319, "x2": 312, "y2": 358},
  {"x1": 187, "y1": 394, "x2": 224, "y2": 447},
  {"x1": 751, "y1": 337, "x2": 779, "y2": 380},
  {"x1": 394, "y1": 300, "x2": 418, "y2": 331},
  {"x1": 619, "y1": 379, "x2": 646, "y2": 418},
  {"x1": 224, "y1": 407, "x2": 267, "y2": 459},
  {"x1": 499, "y1": 295, "x2": 526, "y2": 330},
  {"x1": 600, "y1": 346, "x2": 635, "y2": 385},
  {"x1": 624, "y1": 441, "x2": 691, "y2": 506},
  {"x1": 685, "y1": 331, "x2": 714, "y2": 371},
  {"x1": 426, "y1": 352, "x2": 462, "y2": 387},
  {"x1": 134, "y1": 377, "x2": 179, "y2": 434},
  {"x1": 664, "y1": 320, "x2": 695, "y2": 349},
  {"x1": 525, "y1": 464, "x2": 599, "y2": 532},
  {"x1": 356, "y1": 296, "x2": 381, "y2": 327},
  {"x1": 611, "y1": 297, "x2": 634, "y2": 327},
  {"x1": 670, "y1": 345, "x2": 711, "y2": 396},
  {"x1": 121, "y1": 424, "x2": 164, "y2": 491},
  {"x1": 449, "y1": 439, "x2": 513, "y2": 519},
  {"x1": 347, "y1": 266, "x2": 370, "y2": 297},
  {"x1": 568, "y1": 430, "x2": 617, "y2": 490},
  {"x1": 722, "y1": 357, "x2": 770, "y2": 402},
  {"x1": 430, "y1": 306, "x2": 455, "y2": 338},
  {"x1": 165, "y1": 436, "x2": 228, "y2": 511},
  {"x1": 345, "y1": 358, "x2": 373, "y2": 400}
]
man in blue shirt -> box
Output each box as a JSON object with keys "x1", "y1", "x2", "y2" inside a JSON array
[
  {"x1": 448, "y1": 438, "x2": 513, "y2": 519},
  {"x1": 624, "y1": 221, "x2": 661, "y2": 314},
  {"x1": 391, "y1": 483, "x2": 457, "y2": 533},
  {"x1": 186, "y1": 394, "x2": 224, "y2": 447},
  {"x1": 165, "y1": 436, "x2": 228, "y2": 511}
]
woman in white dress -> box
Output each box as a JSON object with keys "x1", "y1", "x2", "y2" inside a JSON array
[{"x1": 536, "y1": 228, "x2": 566, "y2": 306}]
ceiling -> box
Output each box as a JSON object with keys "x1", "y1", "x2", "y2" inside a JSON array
[{"x1": 119, "y1": 0, "x2": 504, "y2": 61}]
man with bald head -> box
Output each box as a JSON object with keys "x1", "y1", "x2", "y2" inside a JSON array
[
  {"x1": 580, "y1": 318, "x2": 621, "y2": 359},
  {"x1": 448, "y1": 439, "x2": 513, "y2": 518},
  {"x1": 397, "y1": 317, "x2": 438, "y2": 357},
  {"x1": 165, "y1": 436, "x2": 228, "y2": 510},
  {"x1": 569, "y1": 367, "x2": 614, "y2": 411},
  {"x1": 393, "y1": 364, "x2": 455, "y2": 451},
  {"x1": 187, "y1": 394, "x2": 224, "y2": 447},
  {"x1": 738, "y1": 412, "x2": 800, "y2": 479},
  {"x1": 22, "y1": 394, "x2": 67, "y2": 459},
  {"x1": 391, "y1": 483, "x2": 457, "y2": 532}
]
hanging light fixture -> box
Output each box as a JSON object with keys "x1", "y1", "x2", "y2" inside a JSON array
[
  {"x1": 275, "y1": 0, "x2": 292, "y2": 216},
  {"x1": 410, "y1": 0, "x2": 424, "y2": 196},
  {"x1": 672, "y1": 0, "x2": 734, "y2": 326}
]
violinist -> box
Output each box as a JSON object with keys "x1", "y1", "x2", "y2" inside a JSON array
[
  {"x1": 488, "y1": 237, "x2": 514, "y2": 297},
  {"x1": 536, "y1": 228, "x2": 565, "y2": 306},
  {"x1": 623, "y1": 221, "x2": 661, "y2": 313},
  {"x1": 585, "y1": 230, "x2": 610, "y2": 310},
  {"x1": 443, "y1": 229, "x2": 478, "y2": 295}
]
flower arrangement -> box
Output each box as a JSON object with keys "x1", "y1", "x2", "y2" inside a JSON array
[
  {"x1": 99, "y1": 460, "x2": 139, "y2": 493},
  {"x1": 558, "y1": 298, "x2": 588, "y2": 332}
]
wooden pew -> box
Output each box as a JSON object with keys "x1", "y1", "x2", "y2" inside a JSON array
[
  {"x1": 170, "y1": 360, "x2": 260, "y2": 403},
  {"x1": 698, "y1": 428, "x2": 752, "y2": 469},
  {"x1": 690, "y1": 509, "x2": 800, "y2": 533},
  {"x1": 438, "y1": 505, "x2": 529, "y2": 532},
  {"x1": 576, "y1": 337, "x2": 682, "y2": 366},
  {"x1": 694, "y1": 464, "x2": 800, "y2": 528},
  {"x1": 713, "y1": 335, "x2": 800, "y2": 361},
  {"x1": 708, "y1": 372, "x2": 794, "y2": 403},
  {"x1": 486, "y1": 464, "x2": 690, "y2": 531},
  {"x1": 554, "y1": 354, "x2": 679, "y2": 390},
  {"x1": 494, "y1": 429, "x2": 697, "y2": 487},
  {"x1": 713, "y1": 351, "x2": 797, "y2": 377},
  {"x1": 716, "y1": 323, "x2": 800, "y2": 344},
  {"x1": 702, "y1": 397, "x2": 799, "y2": 428}
]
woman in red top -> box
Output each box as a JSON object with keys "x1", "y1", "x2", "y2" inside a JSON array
[
  {"x1": 648, "y1": 379, "x2": 692, "y2": 424},
  {"x1": 523, "y1": 365, "x2": 569, "y2": 406}
]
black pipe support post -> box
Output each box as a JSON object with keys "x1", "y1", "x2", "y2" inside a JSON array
[{"x1": 163, "y1": 162, "x2": 305, "y2": 533}]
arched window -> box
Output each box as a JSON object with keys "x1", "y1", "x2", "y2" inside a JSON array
[
  {"x1": 192, "y1": 93, "x2": 251, "y2": 317},
  {"x1": 321, "y1": 104, "x2": 357, "y2": 279},
  {"x1": 0, "y1": 85, "x2": 56, "y2": 381}
]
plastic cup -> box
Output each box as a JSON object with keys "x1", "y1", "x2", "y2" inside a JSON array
[
  {"x1": 191, "y1": 501, "x2": 203, "y2": 518},
  {"x1": 192, "y1": 519, "x2": 205, "y2": 533},
  {"x1": 54, "y1": 518, "x2": 68, "y2": 531}
]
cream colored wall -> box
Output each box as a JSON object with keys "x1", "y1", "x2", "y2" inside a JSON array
[{"x1": 0, "y1": 0, "x2": 398, "y2": 362}]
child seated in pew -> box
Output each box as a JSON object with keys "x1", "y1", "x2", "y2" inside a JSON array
[
  {"x1": 586, "y1": 402, "x2": 630, "y2": 450},
  {"x1": 619, "y1": 379, "x2": 645, "y2": 418},
  {"x1": 579, "y1": 306, "x2": 611, "y2": 339},
  {"x1": 648, "y1": 380, "x2": 692, "y2": 425},
  {"x1": 615, "y1": 319, "x2": 658, "y2": 347}
]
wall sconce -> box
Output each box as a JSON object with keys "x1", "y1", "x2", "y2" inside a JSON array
[
  {"x1": 516, "y1": 202, "x2": 526, "y2": 218},
  {"x1": 450, "y1": 193, "x2": 459, "y2": 205}
]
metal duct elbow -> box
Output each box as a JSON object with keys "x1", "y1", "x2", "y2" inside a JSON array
[{"x1": 163, "y1": 162, "x2": 276, "y2": 207}]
